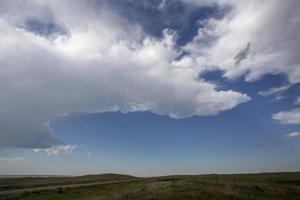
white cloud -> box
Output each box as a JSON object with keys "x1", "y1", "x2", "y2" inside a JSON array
[
  {"x1": 258, "y1": 84, "x2": 292, "y2": 98},
  {"x1": 86, "y1": 152, "x2": 92, "y2": 157},
  {"x1": 34, "y1": 144, "x2": 76, "y2": 156},
  {"x1": 0, "y1": 157, "x2": 26, "y2": 163},
  {"x1": 284, "y1": 131, "x2": 300, "y2": 138},
  {"x1": 0, "y1": 0, "x2": 250, "y2": 148},
  {"x1": 180, "y1": 0, "x2": 238, "y2": 6},
  {"x1": 158, "y1": 0, "x2": 167, "y2": 10},
  {"x1": 185, "y1": 0, "x2": 300, "y2": 84},
  {"x1": 295, "y1": 97, "x2": 300, "y2": 105},
  {"x1": 272, "y1": 108, "x2": 300, "y2": 125}
]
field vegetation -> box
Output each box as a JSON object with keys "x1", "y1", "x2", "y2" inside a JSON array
[{"x1": 1, "y1": 172, "x2": 300, "y2": 200}]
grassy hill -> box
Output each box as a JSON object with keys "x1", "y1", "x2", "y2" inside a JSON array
[
  {"x1": 0, "y1": 173, "x2": 136, "y2": 191},
  {"x1": 1, "y1": 172, "x2": 300, "y2": 200}
]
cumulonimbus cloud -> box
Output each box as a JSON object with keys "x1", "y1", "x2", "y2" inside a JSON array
[
  {"x1": 2, "y1": 0, "x2": 300, "y2": 149},
  {"x1": 0, "y1": 0, "x2": 250, "y2": 148}
]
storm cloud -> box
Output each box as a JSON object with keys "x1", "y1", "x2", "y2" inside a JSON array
[{"x1": 0, "y1": 0, "x2": 250, "y2": 148}]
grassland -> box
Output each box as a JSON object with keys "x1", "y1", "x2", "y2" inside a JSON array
[
  {"x1": 0, "y1": 174, "x2": 136, "y2": 192},
  {"x1": 1, "y1": 172, "x2": 300, "y2": 200}
]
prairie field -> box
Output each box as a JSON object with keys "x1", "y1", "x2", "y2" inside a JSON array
[{"x1": 1, "y1": 172, "x2": 300, "y2": 200}]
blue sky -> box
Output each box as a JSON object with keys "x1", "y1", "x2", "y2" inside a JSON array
[{"x1": 0, "y1": 0, "x2": 299, "y2": 176}]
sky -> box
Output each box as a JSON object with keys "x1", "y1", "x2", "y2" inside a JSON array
[{"x1": 0, "y1": 0, "x2": 299, "y2": 176}]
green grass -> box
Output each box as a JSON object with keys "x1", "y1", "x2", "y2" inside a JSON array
[
  {"x1": 1, "y1": 172, "x2": 300, "y2": 200},
  {"x1": 0, "y1": 173, "x2": 136, "y2": 191}
]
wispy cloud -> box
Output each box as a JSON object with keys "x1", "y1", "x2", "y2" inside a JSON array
[
  {"x1": 34, "y1": 144, "x2": 76, "y2": 156},
  {"x1": 86, "y1": 152, "x2": 92, "y2": 157},
  {"x1": 0, "y1": 157, "x2": 26, "y2": 163},
  {"x1": 258, "y1": 84, "x2": 292, "y2": 99},
  {"x1": 234, "y1": 42, "x2": 251, "y2": 67},
  {"x1": 283, "y1": 131, "x2": 300, "y2": 138},
  {"x1": 295, "y1": 97, "x2": 300, "y2": 105}
]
